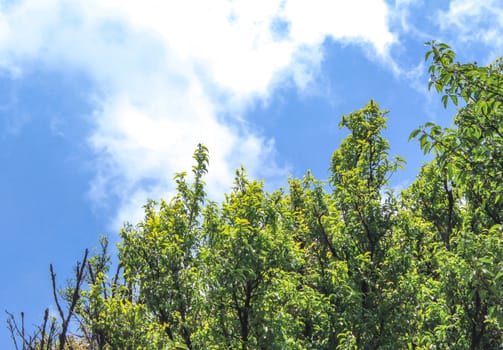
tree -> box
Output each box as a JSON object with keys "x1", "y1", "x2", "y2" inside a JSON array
[
  {"x1": 201, "y1": 168, "x2": 305, "y2": 349},
  {"x1": 409, "y1": 41, "x2": 503, "y2": 349},
  {"x1": 328, "y1": 100, "x2": 408, "y2": 348},
  {"x1": 8, "y1": 43, "x2": 502, "y2": 350},
  {"x1": 117, "y1": 144, "x2": 209, "y2": 349}
]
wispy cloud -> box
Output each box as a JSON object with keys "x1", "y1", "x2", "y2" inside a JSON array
[
  {"x1": 436, "y1": 0, "x2": 503, "y2": 62},
  {"x1": 0, "y1": 0, "x2": 396, "y2": 228},
  {"x1": 384, "y1": 0, "x2": 503, "y2": 121}
]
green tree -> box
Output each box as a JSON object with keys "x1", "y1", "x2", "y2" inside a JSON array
[
  {"x1": 8, "y1": 43, "x2": 502, "y2": 350},
  {"x1": 409, "y1": 42, "x2": 503, "y2": 349},
  {"x1": 328, "y1": 100, "x2": 407, "y2": 348},
  {"x1": 201, "y1": 168, "x2": 304, "y2": 349},
  {"x1": 118, "y1": 144, "x2": 209, "y2": 349},
  {"x1": 287, "y1": 173, "x2": 350, "y2": 349}
]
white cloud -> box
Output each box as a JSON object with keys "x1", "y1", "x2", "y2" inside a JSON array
[
  {"x1": 285, "y1": 0, "x2": 395, "y2": 54},
  {"x1": 0, "y1": 0, "x2": 396, "y2": 229},
  {"x1": 436, "y1": 0, "x2": 503, "y2": 61}
]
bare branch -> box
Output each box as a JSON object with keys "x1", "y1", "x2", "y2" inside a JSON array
[
  {"x1": 50, "y1": 264, "x2": 65, "y2": 324},
  {"x1": 58, "y1": 248, "x2": 89, "y2": 350},
  {"x1": 49, "y1": 248, "x2": 89, "y2": 350}
]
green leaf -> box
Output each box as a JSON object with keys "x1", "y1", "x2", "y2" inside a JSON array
[
  {"x1": 425, "y1": 50, "x2": 433, "y2": 62},
  {"x1": 442, "y1": 95, "x2": 448, "y2": 108},
  {"x1": 408, "y1": 128, "x2": 421, "y2": 141}
]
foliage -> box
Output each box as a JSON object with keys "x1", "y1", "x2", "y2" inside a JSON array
[
  {"x1": 408, "y1": 41, "x2": 503, "y2": 349},
  {"x1": 7, "y1": 43, "x2": 502, "y2": 349}
]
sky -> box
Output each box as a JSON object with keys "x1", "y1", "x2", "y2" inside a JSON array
[{"x1": 1, "y1": 0, "x2": 502, "y2": 346}]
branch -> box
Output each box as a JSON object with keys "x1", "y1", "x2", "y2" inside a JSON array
[
  {"x1": 39, "y1": 309, "x2": 49, "y2": 350},
  {"x1": 50, "y1": 248, "x2": 89, "y2": 350},
  {"x1": 50, "y1": 264, "x2": 65, "y2": 326},
  {"x1": 316, "y1": 212, "x2": 339, "y2": 261},
  {"x1": 6, "y1": 311, "x2": 21, "y2": 350}
]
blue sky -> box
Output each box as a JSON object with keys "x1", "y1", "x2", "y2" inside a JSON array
[{"x1": 1, "y1": 0, "x2": 502, "y2": 346}]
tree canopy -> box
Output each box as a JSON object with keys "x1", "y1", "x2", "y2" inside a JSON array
[{"x1": 7, "y1": 42, "x2": 503, "y2": 350}]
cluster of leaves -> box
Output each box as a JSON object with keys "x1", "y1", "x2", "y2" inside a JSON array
[{"x1": 7, "y1": 43, "x2": 502, "y2": 349}]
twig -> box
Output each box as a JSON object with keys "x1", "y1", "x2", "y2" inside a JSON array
[{"x1": 50, "y1": 248, "x2": 89, "y2": 350}]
